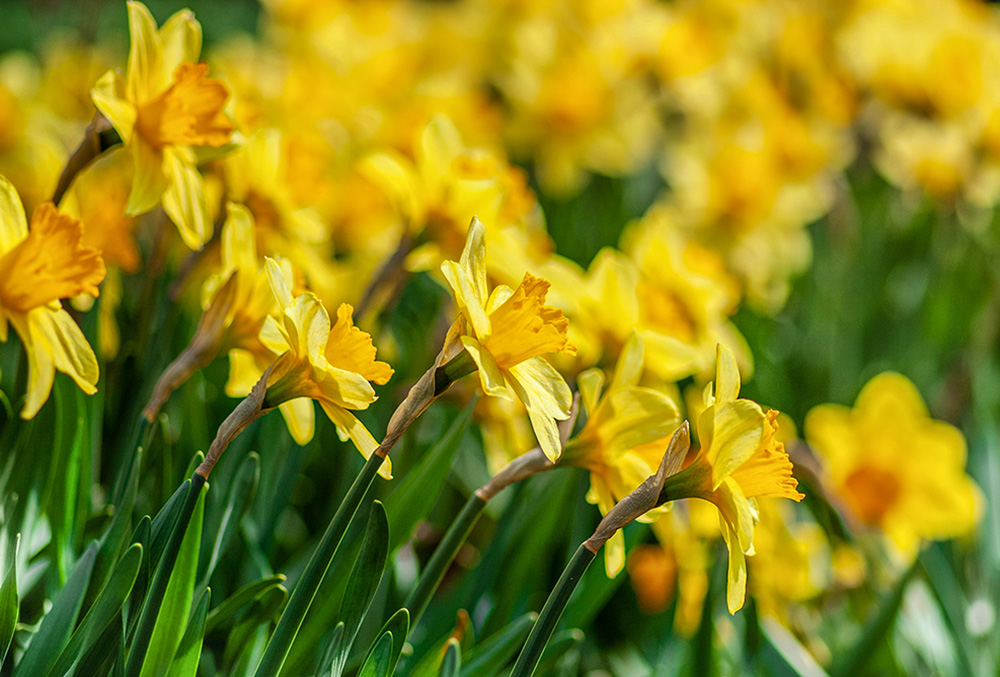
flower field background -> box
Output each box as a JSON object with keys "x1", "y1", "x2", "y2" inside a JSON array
[{"x1": 0, "y1": 0, "x2": 998, "y2": 675}]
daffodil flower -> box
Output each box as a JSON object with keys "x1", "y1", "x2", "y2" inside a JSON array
[
  {"x1": 562, "y1": 331, "x2": 681, "y2": 576},
  {"x1": 660, "y1": 343, "x2": 803, "y2": 613},
  {"x1": 92, "y1": 1, "x2": 235, "y2": 250},
  {"x1": 442, "y1": 216, "x2": 575, "y2": 461},
  {"x1": 260, "y1": 258, "x2": 394, "y2": 477},
  {"x1": 0, "y1": 175, "x2": 105, "y2": 418}
]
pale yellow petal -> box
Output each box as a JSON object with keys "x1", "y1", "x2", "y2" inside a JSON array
[
  {"x1": 507, "y1": 357, "x2": 572, "y2": 420},
  {"x1": 259, "y1": 315, "x2": 290, "y2": 355},
  {"x1": 604, "y1": 530, "x2": 626, "y2": 579},
  {"x1": 359, "y1": 151, "x2": 422, "y2": 225},
  {"x1": 225, "y1": 348, "x2": 265, "y2": 396},
  {"x1": 159, "y1": 9, "x2": 201, "y2": 76},
  {"x1": 507, "y1": 368, "x2": 563, "y2": 462},
  {"x1": 279, "y1": 398, "x2": 315, "y2": 446},
  {"x1": 283, "y1": 293, "x2": 331, "y2": 368},
  {"x1": 0, "y1": 174, "x2": 28, "y2": 254},
  {"x1": 315, "y1": 367, "x2": 376, "y2": 410},
  {"x1": 126, "y1": 1, "x2": 163, "y2": 103},
  {"x1": 91, "y1": 71, "x2": 136, "y2": 143},
  {"x1": 264, "y1": 257, "x2": 294, "y2": 311},
  {"x1": 162, "y1": 147, "x2": 211, "y2": 249},
  {"x1": 320, "y1": 401, "x2": 391, "y2": 479},
  {"x1": 441, "y1": 260, "x2": 491, "y2": 339},
  {"x1": 721, "y1": 518, "x2": 748, "y2": 614},
  {"x1": 707, "y1": 400, "x2": 765, "y2": 490},
  {"x1": 460, "y1": 336, "x2": 511, "y2": 400},
  {"x1": 221, "y1": 202, "x2": 257, "y2": 273},
  {"x1": 12, "y1": 314, "x2": 54, "y2": 419},
  {"x1": 714, "y1": 343, "x2": 741, "y2": 404},
  {"x1": 461, "y1": 217, "x2": 489, "y2": 306},
  {"x1": 33, "y1": 306, "x2": 100, "y2": 396},
  {"x1": 484, "y1": 284, "x2": 514, "y2": 315},
  {"x1": 610, "y1": 330, "x2": 644, "y2": 392},
  {"x1": 418, "y1": 115, "x2": 463, "y2": 194},
  {"x1": 576, "y1": 367, "x2": 604, "y2": 418},
  {"x1": 125, "y1": 138, "x2": 167, "y2": 216}
]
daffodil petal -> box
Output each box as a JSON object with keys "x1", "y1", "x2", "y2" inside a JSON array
[
  {"x1": 159, "y1": 9, "x2": 202, "y2": 79},
  {"x1": 162, "y1": 147, "x2": 211, "y2": 249},
  {"x1": 708, "y1": 399, "x2": 765, "y2": 490},
  {"x1": 610, "y1": 330, "x2": 644, "y2": 391},
  {"x1": 714, "y1": 343, "x2": 741, "y2": 405},
  {"x1": 441, "y1": 260, "x2": 491, "y2": 339},
  {"x1": 264, "y1": 257, "x2": 294, "y2": 311},
  {"x1": 13, "y1": 314, "x2": 55, "y2": 419},
  {"x1": 34, "y1": 307, "x2": 100, "y2": 396},
  {"x1": 221, "y1": 202, "x2": 257, "y2": 273},
  {"x1": 418, "y1": 114, "x2": 463, "y2": 195},
  {"x1": 0, "y1": 174, "x2": 27, "y2": 253},
  {"x1": 576, "y1": 367, "x2": 604, "y2": 419},
  {"x1": 91, "y1": 71, "x2": 136, "y2": 144},
  {"x1": 604, "y1": 530, "x2": 626, "y2": 579},
  {"x1": 460, "y1": 216, "x2": 489, "y2": 309},
  {"x1": 320, "y1": 401, "x2": 391, "y2": 479},
  {"x1": 460, "y1": 336, "x2": 510, "y2": 400},
  {"x1": 507, "y1": 370, "x2": 563, "y2": 462},
  {"x1": 126, "y1": 0, "x2": 163, "y2": 103},
  {"x1": 259, "y1": 316, "x2": 290, "y2": 356},
  {"x1": 279, "y1": 398, "x2": 315, "y2": 445},
  {"x1": 715, "y1": 477, "x2": 755, "y2": 554},
  {"x1": 126, "y1": 138, "x2": 167, "y2": 216},
  {"x1": 316, "y1": 366, "x2": 377, "y2": 409},
  {"x1": 720, "y1": 518, "x2": 747, "y2": 614},
  {"x1": 359, "y1": 151, "x2": 422, "y2": 225},
  {"x1": 508, "y1": 357, "x2": 572, "y2": 420}
]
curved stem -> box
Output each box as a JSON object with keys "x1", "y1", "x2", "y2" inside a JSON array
[
  {"x1": 404, "y1": 494, "x2": 487, "y2": 627},
  {"x1": 509, "y1": 544, "x2": 596, "y2": 677}
]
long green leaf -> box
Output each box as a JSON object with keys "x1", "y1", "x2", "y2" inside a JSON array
[
  {"x1": 386, "y1": 400, "x2": 474, "y2": 553},
  {"x1": 46, "y1": 543, "x2": 143, "y2": 677},
  {"x1": 204, "y1": 575, "x2": 286, "y2": 635},
  {"x1": 223, "y1": 585, "x2": 287, "y2": 672},
  {"x1": 148, "y1": 481, "x2": 191, "y2": 571},
  {"x1": 316, "y1": 623, "x2": 345, "y2": 676},
  {"x1": 200, "y1": 452, "x2": 259, "y2": 587},
  {"x1": 14, "y1": 542, "x2": 98, "y2": 676},
  {"x1": 533, "y1": 629, "x2": 583, "y2": 676},
  {"x1": 439, "y1": 638, "x2": 461, "y2": 677},
  {"x1": 357, "y1": 631, "x2": 393, "y2": 677},
  {"x1": 168, "y1": 586, "x2": 211, "y2": 677},
  {"x1": 138, "y1": 486, "x2": 206, "y2": 677},
  {"x1": 125, "y1": 517, "x2": 151, "y2": 642},
  {"x1": 0, "y1": 535, "x2": 19, "y2": 668},
  {"x1": 328, "y1": 500, "x2": 389, "y2": 677},
  {"x1": 371, "y1": 608, "x2": 408, "y2": 677},
  {"x1": 460, "y1": 613, "x2": 535, "y2": 677},
  {"x1": 50, "y1": 378, "x2": 89, "y2": 585}
]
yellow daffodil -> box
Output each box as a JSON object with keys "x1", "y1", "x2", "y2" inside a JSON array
[
  {"x1": 0, "y1": 175, "x2": 105, "y2": 418},
  {"x1": 660, "y1": 343, "x2": 803, "y2": 613},
  {"x1": 805, "y1": 372, "x2": 982, "y2": 555},
  {"x1": 562, "y1": 331, "x2": 681, "y2": 576},
  {"x1": 260, "y1": 258, "x2": 394, "y2": 477},
  {"x1": 441, "y1": 216, "x2": 575, "y2": 462},
  {"x1": 92, "y1": 1, "x2": 235, "y2": 250}
]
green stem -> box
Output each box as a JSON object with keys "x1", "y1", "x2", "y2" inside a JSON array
[
  {"x1": 510, "y1": 544, "x2": 596, "y2": 677},
  {"x1": 405, "y1": 494, "x2": 487, "y2": 627},
  {"x1": 254, "y1": 451, "x2": 384, "y2": 677},
  {"x1": 125, "y1": 472, "x2": 206, "y2": 677}
]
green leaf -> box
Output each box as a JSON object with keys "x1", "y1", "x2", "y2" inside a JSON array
[
  {"x1": 49, "y1": 378, "x2": 90, "y2": 585},
  {"x1": 460, "y1": 612, "x2": 535, "y2": 676},
  {"x1": 168, "y1": 586, "x2": 211, "y2": 677},
  {"x1": 222, "y1": 585, "x2": 288, "y2": 672},
  {"x1": 357, "y1": 631, "x2": 393, "y2": 677},
  {"x1": 138, "y1": 486, "x2": 206, "y2": 677},
  {"x1": 182, "y1": 453, "x2": 205, "y2": 482},
  {"x1": 15, "y1": 542, "x2": 98, "y2": 676},
  {"x1": 327, "y1": 500, "x2": 389, "y2": 677},
  {"x1": 125, "y1": 517, "x2": 151, "y2": 642},
  {"x1": 46, "y1": 543, "x2": 143, "y2": 677},
  {"x1": 386, "y1": 400, "x2": 474, "y2": 553},
  {"x1": 534, "y1": 629, "x2": 583, "y2": 676},
  {"x1": 200, "y1": 452, "x2": 259, "y2": 587},
  {"x1": 316, "y1": 623, "x2": 345, "y2": 676},
  {"x1": 0, "y1": 535, "x2": 19, "y2": 668},
  {"x1": 149, "y1": 481, "x2": 191, "y2": 571},
  {"x1": 369, "y1": 608, "x2": 408, "y2": 677},
  {"x1": 204, "y1": 575, "x2": 286, "y2": 635},
  {"x1": 439, "y1": 638, "x2": 461, "y2": 677}
]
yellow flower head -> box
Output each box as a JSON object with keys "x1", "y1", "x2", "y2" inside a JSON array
[
  {"x1": 0, "y1": 175, "x2": 106, "y2": 418},
  {"x1": 563, "y1": 331, "x2": 681, "y2": 577},
  {"x1": 92, "y1": 1, "x2": 235, "y2": 250},
  {"x1": 660, "y1": 343, "x2": 803, "y2": 613},
  {"x1": 805, "y1": 372, "x2": 982, "y2": 555},
  {"x1": 260, "y1": 258, "x2": 394, "y2": 477},
  {"x1": 442, "y1": 216, "x2": 575, "y2": 462}
]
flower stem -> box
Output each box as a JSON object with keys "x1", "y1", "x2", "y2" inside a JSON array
[
  {"x1": 404, "y1": 493, "x2": 487, "y2": 627},
  {"x1": 509, "y1": 544, "x2": 596, "y2": 677},
  {"x1": 253, "y1": 451, "x2": 384, "y2": 677}
]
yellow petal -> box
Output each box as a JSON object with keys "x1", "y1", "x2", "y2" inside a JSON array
[
  {"x1": 715, "y1": 477, "x2": 755, "y2": 555},
  {"x1": 91, "y1": 71, "x2": 137, "y2": 144},
  {"x1": 125, "y1": 138, "x2": 167, "y2": 216},
  {"x1": 706, "y1": 399, "x2": 765, "y2": 490},
  {"x1": 359, "y1": 151, "x2": 423, "y2": 225},
  {"x1": 279, "y1": 398, "x2": 315, "y2": 446},
  {"x1": 13, "y1": 313, "x2": 54, "y2": 419},
  {"x1": 221, "y1": 202, "x2": 257, "y2": 274},
  {"x1": 16, "y1": 307, "x2": 99, "y2": 418},
  {"x1": 508, "y1": 357, "x2": 572, "y2": 420},
  {"x1": 442, "y1": 260, "x2": 491, "y2": 339},
  {"x1": 259, "y1": 315, "x2": 290, "y2": 356},
  {"x1": 158, "y1": 9, "x2": 202, "y2": 77},
  {"x1": 610, "y1": 330, "x2": 644, "y2": 392},
  {"x1": 460, "y1": 336, "x2": 511, "y2": 400},
  {"x1": 605, "y1": 530, "x2": 626, "y2": 579},
  {"x1": 225, "y1": 348, "x2": 265, "y2": 396},
  {"x1": 315, "y1": 366, "x2": 377, "y2": 410},
  {"x1": 283, "y1": 293, "x2": 331, "y2": 369},
  {"x1": 714, "y1": 343, "x2": 741, "y2": 404},
  {"x1": 126, "y1": 1, "x2": 163, "y2": 103},
  {"x1": 418, "y1": 115, "x2": 463, "y2": 194},
  {"x1": 264, "y1": 257, "x2": 294, "y2": 311},
  {"x1": 325, "y1": 304, "x2": 393, "y2": 385},
  {"x1": 507, "y1": 365, "x2": 565, "y2": 462},
  {"x1": 576, "y1": 367, "x2": 604, "y2": 418},
  {"x1": 721, "y1": 518, "x2": 748, "y2": 614},
  {"x1": 320, "y1": 401, "x2": 391, "y2": 479},
  {"x1": 0, "y1": 174, "x2": 27, "y2": 254},
  {"x1": 162, "y1": 147, "x2": 210, "y2": 249},
  {"x1": 460, "y1": 216, "x2": 489, "y2": 311}
]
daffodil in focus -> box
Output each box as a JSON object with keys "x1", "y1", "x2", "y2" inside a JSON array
[
  {"x1": 805, "y1": 372, "x2": 981, "y2": 555},
  {"x1": 561, "y1": 331, "x2": 680, "y2": 576},
  {"x1": 441, "y1": 216, "x2": 575, "y2": 462},
  {"x1": 92, "y1": 1, "x2": 235, "y2": 249},
  {"x1": 660, "y1": 343, "x2": 804, "y2": 613},
  {"x1": 260, "y1": 258, "x2": 394, "y2": 477},
  {"x1": 0, "y1": 175, "x2": 105, "y2": 418}
]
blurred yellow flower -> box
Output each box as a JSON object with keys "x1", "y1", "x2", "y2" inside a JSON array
[
  {"x1": 442, "y1": 216, "x2": 575, "y2": 462},
  {"x1": 0, "y1": 175, "x2": 105, "y2": 418},
  {"x1": 661, "y1": 343, "x2": 803, "y2": 613},
  {"x1": 805, "y1": 372, "x2": 982, "y2": 555},
  {"x1": 92, "y1": 1, "x2": 235, "y2": 250},
  {"x1": 260, "y1": 258, "x2": 394, "y2": 477},
  {"x1": 562, "y1": 331, "x2": 680, "y2": 576}
]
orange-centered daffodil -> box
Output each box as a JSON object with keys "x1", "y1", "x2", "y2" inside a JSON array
[
  {"x1": 0, "y1": 175, "x2": 105, "y2": 418},
  {"x1": 442, "y1": 216, "x2": 576, "y2": 462}
]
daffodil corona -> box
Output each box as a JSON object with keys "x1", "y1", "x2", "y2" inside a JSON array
[
  {"x1": 0, "y1": 175, "x2": 105, "y2": 418},
  {"x1": 442, "y1": 216, "x2": 575, "y2": 462},
  {"x1": 660, "y1": 343, "x2": 803, "y2": 613}
]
